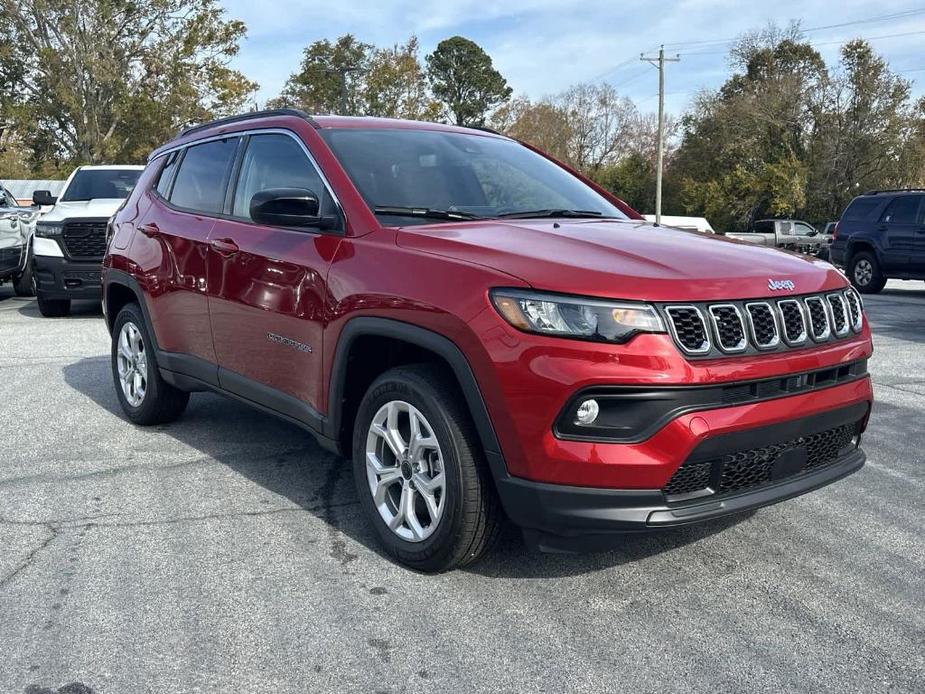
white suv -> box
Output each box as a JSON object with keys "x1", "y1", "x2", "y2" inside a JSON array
[{"x1": 32, "y1": 165, "x2": 143, "y2": 316}]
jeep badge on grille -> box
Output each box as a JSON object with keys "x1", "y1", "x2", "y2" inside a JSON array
[{"x1": 768, "y1": 278, "x2": 795, "y2": 291}]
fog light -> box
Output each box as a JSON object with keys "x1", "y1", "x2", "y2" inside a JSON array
[{"x1": 575, "y1": 399, "x2": 600, "y2": 425}]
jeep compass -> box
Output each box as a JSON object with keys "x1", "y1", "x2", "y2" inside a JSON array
[{"x1": 102, "y1": 109, "x2": 874, "y2": 571}]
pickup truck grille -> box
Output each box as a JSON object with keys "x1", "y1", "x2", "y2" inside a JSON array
[
  {"x1": 661, "y1": 289, "x2": 863, "y2": 358},
  {"x1": 61, "y1": 220, "x2": 108, "y2": 260}
]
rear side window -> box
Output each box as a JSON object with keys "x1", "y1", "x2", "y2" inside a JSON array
[
  {"x1": 231, "y1": 133, "x2": 329, "y2": 219},
  {"x1": 842, "y1": 197, "x2": 881, "y2": 221},
  {"x1": 753, "y1": 220, "x2": 773, "y2": 233},
  {"x1": 155, "y1": 152, "x2": 180, "y2": 198},
  {"x1": 880, "y1": 195, "x2": 923, "y2": 224},
  {"x1": 169, "y1": 138, "x2": 239, "y2": 214}
]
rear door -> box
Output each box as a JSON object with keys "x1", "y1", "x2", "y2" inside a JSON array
[
  {"x1": 207, "y1": 131, "x2": 342, "y2": 415},
  {"x1": 138, "y1": 136, "x2": 241, "y2": 374},
  {"x1": 879, "y1": 194, "x2": 924, "y2": 270}
]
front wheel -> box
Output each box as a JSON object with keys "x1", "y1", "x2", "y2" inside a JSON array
[
  {"x1": 848, "y1": 251, "x2": 886, "y2": 294},
  {"x1": 13, "y1": 247, "x2": 35, "y2": 297},
  {"x1": 111, "y1": 303, "x2": 189, "y2": 424},
  {"x1": 352, "y1": 365, "x2": 501, "y2": 572},
  {"x1": 36, "y1": 294, "x2": 70, "y2": 317}
]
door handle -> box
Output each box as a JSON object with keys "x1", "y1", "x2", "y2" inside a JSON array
[
  {"x1": 210, "y1": 238, "x2": 240, "y2": 256},
  {"x1": 138, "y1": 223, "x2": 160, "y2": 238}
]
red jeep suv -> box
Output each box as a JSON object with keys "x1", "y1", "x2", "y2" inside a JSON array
[{"x1": 102, "y1": 109, "x2": 874, "y2": 571}]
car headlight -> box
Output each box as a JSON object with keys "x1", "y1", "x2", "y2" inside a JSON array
[
  {"x1": 35, "y1": 221, "x2": 64, "y2": 237},
  {"x1": 490, "y1": 289, "x2": 665, "y2": 343}
]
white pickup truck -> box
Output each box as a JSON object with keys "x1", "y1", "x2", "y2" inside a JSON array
[{"x1": 724, "y1": 219, "x2": 825, "y2": 255}]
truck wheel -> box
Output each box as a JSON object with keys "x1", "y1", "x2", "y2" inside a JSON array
[
  {"x1": 848, "y1": 251, "x2": 886, "y2": 294},
  {"x1": 352, "y1": 364, "x2": 501, "y2": 572},
  {"x1": 37, "y1": 295, "x2": 71, "y2": 317},
  {"x1": 13, "y1": 248, "x2": 35, "y2": 297},
  {"x1": 111, "y1": 303, "x2": 189, "y2": 424}
]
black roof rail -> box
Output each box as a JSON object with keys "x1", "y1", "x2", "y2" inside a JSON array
[
  {"x1": 467, "y1": 125, "x2": 506, "y2": 136},
  {"x1": 177, "y1": 108, "x2": 319, "y2": 138},
  {"x1": 863, "y1": 187, "x2": 925, "y2": 196}
]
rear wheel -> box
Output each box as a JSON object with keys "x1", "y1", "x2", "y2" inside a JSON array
[
  {"x1": 36, "y1": 294, "x2": 70, "y2": 317},
  {"x1": 352, "y1": 364, "x2": 501, "y2": 572},
  {"x1": 848, "y1": 251, "x2": 886, "y2": 294},
  {"x1": 111, "y1": 303, "x2": 189, "y2": 424}
]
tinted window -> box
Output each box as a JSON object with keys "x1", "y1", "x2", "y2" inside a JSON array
[
  {"x1": 881, "y1": 195, "x2": 922, "y2": 224},
  {"x1": 61, "y1": 169, "x2": 141, "y2": 201},
  {"x1": 320, "y1": 128, "x2": 628, "y2": 224},
  {"x1": 155, "y1": 152, "x2": 180, "y2": 198},
  {"x1": 842, "y1": 197, "x2": 880, "y2": 221},
  {"x1": 794, "y1": 222, "x2": 816, "y2": 235},
  {"x1": 232, "y1": 134, "x2": 327, "y2": 219},
  {"x1": 169, "y1": 138, "x2": 239, "y2": 213},
  {"x1": 753, "y1": 220, "x2": 774, "y2": 233}
]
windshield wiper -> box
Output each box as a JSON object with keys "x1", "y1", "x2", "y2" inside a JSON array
[
  {"x1": 373, "y1": 205, "x2": 484, "y2": 221},
  {"x1": 496, "y1": 209, "x2": 607, "y2": 219}
]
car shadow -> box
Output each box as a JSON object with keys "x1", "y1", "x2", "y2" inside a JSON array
[
  {"x1": 62, "y1": 356, "x2": 754, "y2": 578},
  {"x1": 17, "y1": 299, "x2": 103, "y2": 319}
]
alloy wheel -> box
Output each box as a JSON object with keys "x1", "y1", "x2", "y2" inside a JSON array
[
  {"x1": 854, "y1": 259, "x2": 873, "y2": 287},
  {"x1": 365, "y1": 400, "x2": 446, "y2": 542},
  {"x1": 116, "y1": 321, "x2": 148, "y2": 407}
]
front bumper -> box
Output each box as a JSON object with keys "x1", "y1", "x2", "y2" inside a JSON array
[
  {"x1": 497, "y1": 402, "x2": 868, "y2": 551},
  {"x1": 34, "y1": 255, "x2": 103, "y2": 300}
]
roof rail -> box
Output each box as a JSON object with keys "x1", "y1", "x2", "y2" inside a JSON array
[
  {"x1": 177, "y1": 108, "x2": 318, "y2": 138},
  {"x1": 863, "y1": 188, "x2": 925, "y2": 195},
  {"x1": 467, "y1": 125, "x2": 506, "y2": 137}
]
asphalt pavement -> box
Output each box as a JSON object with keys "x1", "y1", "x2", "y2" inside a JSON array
[{"x1": 0, "y1": 280, "x2": 923, "y2": 693}]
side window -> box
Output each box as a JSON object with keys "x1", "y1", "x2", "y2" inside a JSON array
[
  {"x1": 843, "y1": 197, "x2": 880, "y2": 221},
  {"x1": 155, "y1": 151, "x2": 180, "y2": 198},
  {"x1": 232, "y1": 133, "x2": 329, "y2": 221},
  {"x1": 169, "y1": 138, "x2": 239, "y2": 214},
  {"x1": 753, "y1": 220, "x2": 773, "y2": 233},
  {"x1": 881, "y1": 196, "x2": 922, "y2": 225},
  {"x1": 779, "y1": 222, "x2": 794, "y2": 236},
  {"x1": 794, "y1": 222, "x2": 815, "y2": 236}
]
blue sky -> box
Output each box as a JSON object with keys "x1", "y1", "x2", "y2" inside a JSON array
[{"x1": 222, "y1": 0, "x2": 925, "y2": 116}]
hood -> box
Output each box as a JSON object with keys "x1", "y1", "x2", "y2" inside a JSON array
[
  {"x1": 41, "y1": 199, "x2": 125, "y2": 223},
  {"x1": 395, "y1": 219, "x2": 847, "y2": 302}
]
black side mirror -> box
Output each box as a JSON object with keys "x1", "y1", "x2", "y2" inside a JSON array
[
  {"x1": 807, "y1": 229, "x2": 818, "y2": 236},
  {"x1": 33, "y1": 190, "x2": 57, "y2": 206},
  {"x1": 250, "y1": 188, "x2": 336, "y2": 229}
]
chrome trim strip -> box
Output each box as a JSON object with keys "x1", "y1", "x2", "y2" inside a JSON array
[
  {"x1": 844, "y1": 289, "x2": 863, "y2": 333},
  {"x1": 777, "y1": 299, "x2": 808, "y2": 345},
  {"x1": 827, "y1": 293, "x2": 851, "y2": 337},
  {"x1": 744, "y1": 301, "x2": 781, "y2": 349},
  {"x1": 665, "y1": 305, "x2": 712, "y2": 355},
  {"x1": 803, "y1": 296, "x2": 831, "y2": 342},
  {"x1": 708, "y1": 303, "x2": 748, "y2": 353}
]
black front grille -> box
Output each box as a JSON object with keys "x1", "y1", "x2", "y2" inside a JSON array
[
  {"x1": 663, "y1": 421, "x2": 859, "y2": 499},
  {"x1": 844, "y1": 290, "x2": 862, "y2": 330},
  {"x1": 828, "y1": 294, "x2": 848, "y2": 335},
  {"x1": 710, "y1": 305, "x2": 746, "y2": 351},
  {"x1": 805, "y1": 297, "x2": 829, "y2": 340},
  {"x1": 61, "y1": 220, "x2": 108, "y2": 259},
  {"x1": 746, "y1": 303, "x2": 777, "y2": 347},
  {"x1": 666, "y1": 307, "x2": 709, "y2": 353},
  {"x1": 778, "y1": 300, "x2": 806, "y2": 343}
]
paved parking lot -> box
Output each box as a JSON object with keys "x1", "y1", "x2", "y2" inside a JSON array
[{"x1": 1, "y1": 281, "x2": 923, "y2": 694}]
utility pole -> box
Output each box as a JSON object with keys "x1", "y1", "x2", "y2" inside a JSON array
[{"x1": 640, "y1": 46, "x2": 680, "y2": 224}]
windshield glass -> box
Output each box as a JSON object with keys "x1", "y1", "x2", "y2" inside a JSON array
[
  {"x1": 61, "y1": 169, "x2": 141, "y2": 201},
  {"x1": 320, "y1": 128, "x2": 629, "y2": 224}
]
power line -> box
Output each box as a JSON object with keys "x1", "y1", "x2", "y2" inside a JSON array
[{"x1": 682, "y1": 28, "x2": 925, "y2": 56}]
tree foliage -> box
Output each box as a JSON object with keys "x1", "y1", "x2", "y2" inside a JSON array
[
  {"x1": 425, "y1": 36, "x2": 511, "y2": 126},
  {"x1": 0, "y1": 0, "x2": 256, "y2": 171}
]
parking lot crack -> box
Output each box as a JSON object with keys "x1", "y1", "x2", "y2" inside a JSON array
[{"x1": 0, "y1": 523, "x2": 58, "y2": 590}]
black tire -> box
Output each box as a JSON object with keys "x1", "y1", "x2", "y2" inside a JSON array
[
  {"x1": 352, "y1": 364, "x2": 501, "y2": 572},
  {"x1": 12, "y1": 247, "x2": 35, "y2": 297},
  {"x1": 111, "y1": 302, "x2": 189, "y2": 425},
  {"x1": 36, "y1": 294, "x2": 70, "y2": 317},
  {"x1": 848, "y1": 251, "x2": 886, "y2": 294}
]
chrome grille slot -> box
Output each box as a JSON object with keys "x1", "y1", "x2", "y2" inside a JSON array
[
  {"x1": 804, "y1": 297, "x2": 830, "y2": 342},
  {"x1": 665, "y1": 306, "x2": 711, "y2": 355},
  {"x1": 745, "y1": 302, "x2": 779, "y2": 349},
  {"x1": 844, "y1": 289, "x2": 863, "y2": 332},
  {"x1": 777, "y1": 299, "x2": 807, "y2": 345},
  {"x1": 827, "y1": 294, "x2": 850, "y2": 336},
  {"x1": 708, "y1": 304, "x2": 747, "y2": 353}
]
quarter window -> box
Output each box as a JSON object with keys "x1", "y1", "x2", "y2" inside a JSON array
[
  {"x1": 232, "y1": 133, "x2": 329, "y2": 221},
  {"x1": 881, "y1": 195, "x2": 922, "y2": 225},
  {"x1": 169, "y1": 138, "x2": 239, "y2": 214},
  {"x1": 155, "y1": 151, "x2": 180, "y2": 198}
]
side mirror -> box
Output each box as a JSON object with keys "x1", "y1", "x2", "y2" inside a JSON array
[
  {"x1": 33, "y1": 190, "x2": 57, "y2": 206},
  {"x1": 250, "y1": 188, "x2": 335, "y2": 229},
  {"x1": 807, "y1": 229, "x2": 818, "y2": 236}
]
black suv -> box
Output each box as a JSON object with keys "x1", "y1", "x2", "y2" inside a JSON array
[{"x1": 831, "y1": 189, "x2": 925, "y2": 293}]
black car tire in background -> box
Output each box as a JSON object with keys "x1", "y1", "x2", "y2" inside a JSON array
[
  {"x1": 848, "y1": 251, "x2": 887, "y2": 294},
  {"x1": 36, "y1": 295, "x2": 71, "y2": 317},
  {"x1": 12, "y1": 245, "x2": 35, "y2": 297}
]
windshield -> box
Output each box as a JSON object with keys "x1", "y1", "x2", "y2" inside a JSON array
[
  {"x1": 320, "y1": 128, "x2": 629, "y2": 224},
  {"x1": 61, "y1": 169, "x2": 141, "y2": 202}
]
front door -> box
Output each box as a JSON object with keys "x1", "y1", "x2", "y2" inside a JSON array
[
  {"x1": 879, "y1": 194, "x2": 924, "y2": 271},
  {"x1": 207, "y1": 131, "x2": 342, "y2": 416}
]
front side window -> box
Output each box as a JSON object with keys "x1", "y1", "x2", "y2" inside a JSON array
[
  {"x1": 169, "y1": 138, "x2": 239, "y2": 214},
  {"x1": 881, "y1": 195, "x2": 922, "y2": 225},
  {"x1": 61, "y1": 169, "x2": 141, "y2": 201},
  {"x1": 320, "y1": 128, "x2": 629, "y2": 224},
  {"x1": 232, "y1": 133, "x2": 329, "y2": 220}
]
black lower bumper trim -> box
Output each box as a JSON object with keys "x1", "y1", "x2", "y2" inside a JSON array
[{"x1": 34, "y1": 255, "x2": 102, "y2": 300}]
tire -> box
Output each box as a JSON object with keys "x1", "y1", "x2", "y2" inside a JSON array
[
  {"x1": 13, "y1": 247, "x2": 35, "y2": 297},
  {"x1": 111, "y1": 302, "x2": 189, "y2": 425},
  {"x1": 352, "y1": 364, "x2": 501, "y2": 572},
  {"x1": 36, "y1": 294, "x2": 70, "y2": 317},
  {"x1": 848, "y1": 251, "x2": 886, "y2": 294}
]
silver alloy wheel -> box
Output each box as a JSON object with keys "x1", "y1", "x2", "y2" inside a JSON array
[
  {"x1": 366, "y1": 400, "x2": 446, "y2": 542},
  {"x1": 854, "y1": 259, "x2": 873, "y2": 286},
  {"x1": 116, "y1": 321, "x2": 148, "y2": 407}
]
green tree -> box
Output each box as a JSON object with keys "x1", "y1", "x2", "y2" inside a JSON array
[
  {"x1": 425, "y1": 36, "x2": 511, "y2": 126},
  {"x1": 364, "y1": 37, "x2": 440, "y2": 120},
  {"x1": 0, "y1": 0, "x2": 257, "y2": 168},
  {"x1": 273, "y1": 34, "x2": 372, "y2": 115}
]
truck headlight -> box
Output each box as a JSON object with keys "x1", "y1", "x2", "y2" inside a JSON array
[
  {"x1": 490, "y1": 289, "x2": 665, "y2": 344},
  {"x1": 35, "y1": 221, "x2": 64, "y2": 238}
]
